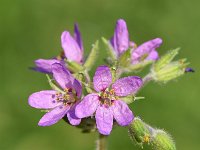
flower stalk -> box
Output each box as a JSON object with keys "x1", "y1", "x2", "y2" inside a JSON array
[{"x1": 96, "y1": 134, "x2": 107, "y2": 150}]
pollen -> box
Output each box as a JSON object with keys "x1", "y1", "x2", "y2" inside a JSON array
[
  {"x1": 102, "y1": 93, "x2": 108, "y2": 98},
  {"x1": 143, "y1": 135, "x2": 150, "y2": 143},
  {"x1": 109, "y1": 89, "x2": 115, "y2": 95},
  {"x1": 64, "y1": 88, "x2": 69, "y2": 92}
]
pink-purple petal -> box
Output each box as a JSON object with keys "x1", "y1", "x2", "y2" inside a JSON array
[
  {"x1": 131, "y1": 38, "x2": 162, "y2": 63},
  {"x1": 110, "y1": 19, "x2": 129, "y2": 57},
  {"x1": 28, "y1": 90, "x2": 60, "y2": 109},
  {"x1": 72, "y1": 79, "x2": 82, "y2": 98},
  {"x1": 95, "y1": 105, "x2": 113, "y2": 135},
  {"x1": 34, "y1": 59, "x2": 61, "y2": 73},
  {"x1": 52, "y1": 63, "x2": 73, "y2": 89},
  {"x1": 74, "y1": 23, "x2": 84, "y2": 51},
  {"x1": 112, "y1": 76, "x2": 143, "y2": 96},
  {"x1": 75, "y1": 94, "x2": 100, "y2": 118},
  {"x1": 38, "y1": 105, "x2": 70, "y2": 126},
  {"x1": 61, "y1": 31, "x2": 83, "y2": 63},
  {"x1": 146, "y1": 49, "x2": 159, "y2": 61},
  {"x1": 67, "y1": 103, "x2": 81, "y2": 126},
  {"x1": 111, "y1": 100, "x2": 134, "y2": 126},
  {"x1": 93, "y1": 66, "x2": 112, "y2": 92}
]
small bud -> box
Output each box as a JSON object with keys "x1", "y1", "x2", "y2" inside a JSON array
[
  {"x1": 128, "y1": 117, "x2": 151, "y2": 145},
  {"x1": 185, "y1": 67, "x2": 195, "y2": 73},
  {"x1": 152, "y1": 59, "x2": 188, "y2": 83},
  {"x1": 151, "y1": 130, "x2": 176, "y2": 150},
  {"x1": 154, "y1": 48, "x2": 180, "y2": 72},
  {"x1": 84, "y1": 40, "x2": 99, "y2": 70}
]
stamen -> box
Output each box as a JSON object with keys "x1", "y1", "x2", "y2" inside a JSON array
[
  {"x1": 109, "y1": 89, "x2": 115, "y2": 95},
  {"x1": 100, "y1": 89, "x2": 117, "y2": 106},
  {"x1": 143, "y1": 135, "x2": 150, "y2": 143}
]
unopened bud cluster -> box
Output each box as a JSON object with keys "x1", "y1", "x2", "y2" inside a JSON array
[{"x1": 129, "y1": 117, "x2": 176, "y2": 150}]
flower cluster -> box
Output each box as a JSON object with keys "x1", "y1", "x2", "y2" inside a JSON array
[{"x1": 28, "y1": 19, "x2": 192, "y2": 149}]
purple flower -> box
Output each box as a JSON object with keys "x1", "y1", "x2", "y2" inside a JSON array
[
  {"x1": 110, "y1": 19, "x2": 162, "y2": 64},
  {"x1": 110, "y1": 19, "x2": 129, "y2": 57},
  {"x1": 61, "y1": 23, "x2": 84, "y2": 63},
  {"x1": 33, "y1": 24, "x2": 84, "y2": 73},
  {"x1": 28, "y1": 63, "x2": 82, "y2": 126},
  {"x1": 131, "y1": 38, "x2": 163, "y2": 64},
  {"x1": 33, "y1": 59, "x2": 64, "y2": 74},
  {"x1": 75, "y1": 66, "x2": 143, "y2": 135}
]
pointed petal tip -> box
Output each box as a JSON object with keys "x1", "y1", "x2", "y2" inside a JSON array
[
  {"x1": 153, "y1": 38, "x2": 163, "y2": 45},
  {"x1": 61, "y1": 30, "x2": 83, "y2": 63},
  {"x1": 116, "y1": 19, "x2": 127, "y2": 26},
  {"x1": 34, "y1": 59, "x2": 62, "y2": 74}
]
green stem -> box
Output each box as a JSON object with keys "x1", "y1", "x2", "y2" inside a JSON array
[
  {"x1": 96, "y1": 133, "x2": 107, "y2": 150},
  {"x1": 142, "y1": 73, "x2": 153, "y2": 86}
]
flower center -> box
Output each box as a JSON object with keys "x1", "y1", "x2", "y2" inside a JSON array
[
  {"x1": 52, "y1": 88, "x2": 77, "y2": 105},
  {"x1": 100, "y1": 89, "x2": 118, "y2": 107}
]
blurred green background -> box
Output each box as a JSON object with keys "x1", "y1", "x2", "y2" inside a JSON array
[{"x1": 0, "y1": 0, "x2": 199, "y2": 149}]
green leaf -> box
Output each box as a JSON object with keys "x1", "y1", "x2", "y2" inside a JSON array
[
  {"x1": 154, "y1": 48, "x2": 180, "y2": 71},
  {"x1": 102, "y1": 37, "x2": 117, "y2": 60},
  {"x1": 128, "y1": 60, "x2": 153, "y2": 71},
  {"x1": 84, "y1": 40, "x2": 99, "y2": 70}
]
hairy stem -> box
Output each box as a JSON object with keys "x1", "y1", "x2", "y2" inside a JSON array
[
  {"x1": 96, "y1": 133, "x2": 107, "y2": 150},
  {"x1": 143, "y1": 73, "x2": 153, "y2": 86}
]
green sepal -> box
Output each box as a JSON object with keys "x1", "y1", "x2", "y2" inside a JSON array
[
  {"x1": 65, "y1": 60, "x2": 84, "y2": 73},
  {"x1": 73, "y1": 72, "x2": 84, "y2": 82},
  {"x1": 102, "y1": 37, "x2": 117, "y2": 61},
  {"x1": 84, "y1": 40, "x2": 99, "y2": 70},
  {"x1": 73, "y1": 72, "x2": 94, "y2": 94},
  {"x1": 121, "y1": 95, "x2": 135, "y2": 104},
  {"x1": 127, "y1": 60, "x2": 153, "y2": 72},
  {"x1": 118, "y1": 48, "x2": 131, "y2": 67},
  {"x1": 152, "y1": 58, "x2": 189, "y2": 83},
  {"x1": 154, "y1": 48, "x2": 180, "y2": 71},
  {"x1": 85, "y1": 84, "x2": 95, "y2": 94},
  {"x1": 46, "y1": 74, "x2": 64, "y2": 94},
  {"x1": 151, "y1": 130, "x2": 176, "y2": 150},
  {"x1": 121, "y1": 95, "x2": 145, "y2": 104}
]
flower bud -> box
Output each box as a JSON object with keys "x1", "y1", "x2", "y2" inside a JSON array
[
  {"x1": 154, "y1": 48, "x2": 180, "y2": 72},
  {"x1": 151, "y1": 130, "x2": 176, "y2": 150},
  {"x1": 128, "y1": 117, "x2": 151, "y2": 145},
  {"x1": 152, "y1": 59, "x2": 189, "y2": 83}
]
